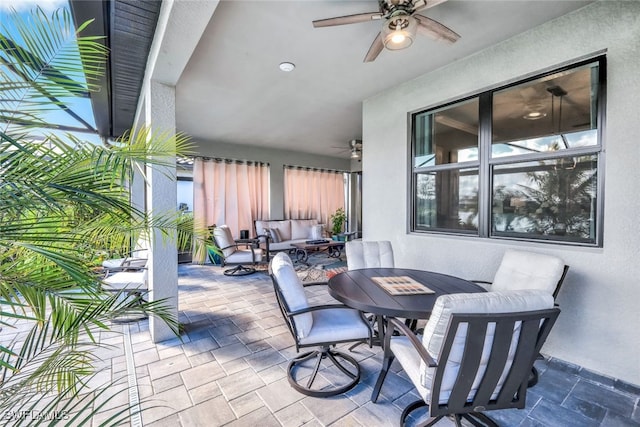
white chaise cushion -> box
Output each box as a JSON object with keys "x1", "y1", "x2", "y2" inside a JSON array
[
  {"x1": 103, "y1": 269, "x2": 148, "y2": 291},
  {"x1": 492, "y1": 250, "x2": 565, "y2": 294},
  {"x1": 346, "y1": 241, "x2": 395, "y2": 270},
  {"x1": 418, "y1": 290, "x2": 554, "y2": 403},
  {"x1": 270, "y1": 253, "x2": 313, "y2": 338}
]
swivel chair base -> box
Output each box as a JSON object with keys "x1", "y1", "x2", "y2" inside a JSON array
[
  {"x1": 287, "y1": 346, "x2": 361, "y2": 397},
  {"x1": 223, "y1": 264, "x2": 256, "y2": 276},
  {"x1": 401, "y1": 400, "x2": 498, "y2": 427}
]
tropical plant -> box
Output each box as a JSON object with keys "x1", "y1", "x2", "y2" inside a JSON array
[
  {"x1": 330, "y1": 207, "x2": 347, "y2": 236},
  {"x1": 0, "y1": 7, "x2": 205, "y2": 423}
]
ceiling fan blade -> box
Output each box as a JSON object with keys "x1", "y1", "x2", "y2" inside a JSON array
[
  {"x1": 412, "y1": 0, "x2": 450, "y2": 13},
  {"x1": 414, "y1": 14, "x2": 460, "y2": 44},
  {"x1": 313, "y1": 12, "x2": 383, "y2": 28},
  {"x1": 363, "y1": 32, "x2": 384, "y2": 63}
]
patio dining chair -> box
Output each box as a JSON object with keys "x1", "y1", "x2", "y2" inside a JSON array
[
  {"x1": 372, "y1": 290, "x2": 560, "y2": 427},
  {"x1": 473, "y1": 249, "x2": 568, "y2": 387},
  {"x1": 345, "y1": 240, "x2": 395, "y2": 270},
  {"x1": 345, "y1": 240, "x2": 397, "y2": 346},
  {"x1": 475, "y1": 249, "x2": 568, "y2": 299},
  {"x1": 269, "y1": 252, "x2": 372, "y2": 397}
]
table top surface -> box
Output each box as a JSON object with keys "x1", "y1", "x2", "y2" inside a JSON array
[
  {"x1": 291, "y1": 240, "x2": 344, "y2": 249},
  {"x1": 327, "y1": 268, "x2": 485, "y2": 319}
]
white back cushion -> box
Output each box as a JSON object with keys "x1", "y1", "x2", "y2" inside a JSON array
[
  {"x1": 420, "y1": 290, "x2": 554, "y2": 402},
  {"x1": 291, "y1": 219, "x2": 318, "y2": 240},
  {"x1": 492, "y1": 250, "x2": 565, "y2": 294},
  {"x1": 346, "y1": 241, "x2": 395, "y2": 270},
  {"x1": 213, "y1": 226, "x2": 236, "y2": 257},
  {"x1": 270, "y1": 252, "x2": 313, "y2": 338},
  {"x1": 309, "y1": 224, "x2": 324, "y2": 240}
]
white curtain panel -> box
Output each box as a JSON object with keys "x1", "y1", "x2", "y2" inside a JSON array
[
  {"x1": 284, "y1": 167, "x2": 345, "y2": 226},
  {"x1": 193, "y1": 158, "x2": 269, "y2": 263}
]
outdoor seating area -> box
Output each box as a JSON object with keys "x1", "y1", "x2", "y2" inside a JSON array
[
  {"x1": 3, "y1": 2, "x2": 639, "y2": 425},
  {"x1": 87, "y1": 263, "x2": 640, "y2": 426}
]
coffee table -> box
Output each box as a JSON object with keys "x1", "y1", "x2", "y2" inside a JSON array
[{"x1": 291, "y1": 240, "x2": 344, "y2": 264}]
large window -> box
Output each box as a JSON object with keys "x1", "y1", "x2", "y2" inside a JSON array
[{"x1": 411, "y1": 57, "x2": 604, "y2": 246}]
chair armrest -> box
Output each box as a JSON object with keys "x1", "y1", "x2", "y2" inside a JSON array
[
  {"x1": 255, "y1": 233, "x2": 271, "y2": 243},
  {"x1": 386, "y1": 317, "x2": 437, "y2": 367},
  {"x1": 288, "y1": 303, "x2": 357, "y2": 317},
  {"x1": 302, "y1": 281, "x2": 328, "y2": 287}
]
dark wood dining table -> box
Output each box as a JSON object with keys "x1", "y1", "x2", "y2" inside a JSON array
[{"x1": 327, "y1": 268, "x2": 486, "y2": 342}]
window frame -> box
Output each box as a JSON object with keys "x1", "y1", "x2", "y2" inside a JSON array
[{"x1": 409, "y1": 55, "x2": 606, "y2": 247}]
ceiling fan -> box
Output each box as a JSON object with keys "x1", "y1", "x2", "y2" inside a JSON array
[
  {"x1": 332, "y1": 139, "x2": 363, "y2": 159},
  {"x1": 313, "y1": 0, "x2": 460, "y2": 62}
]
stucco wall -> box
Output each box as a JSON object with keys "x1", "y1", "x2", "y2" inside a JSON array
[
  {"x1": 192, "y1": 140, "x2": 351, "y2": 219},
  {"x1": 363, "y1": 2, "x2": 640, "y2": 384}
]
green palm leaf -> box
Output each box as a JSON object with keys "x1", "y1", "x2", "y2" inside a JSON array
[{"x1": 0, "y1": 7, "x2": 200, "y2": 424}]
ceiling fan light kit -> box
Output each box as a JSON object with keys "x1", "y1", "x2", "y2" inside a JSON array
[
  {"x1": 312, "y1": 0, "x2": 460, "y2": 62},
  {"x1": 382, "y1": 14, "x2": 417, "y2": 50}
]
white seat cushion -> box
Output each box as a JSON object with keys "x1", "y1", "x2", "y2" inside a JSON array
[
  {"x1": 492, "y1": 250, "x2": 565, "y2": 294},
  {"x1": 270, "y1": 253, "x2": 313, "y2": 338},
  {"x1": 226, "y1": 248, "x2": 262, "y2": 264},
  {"x1": 417, "y1": 290, "x2": 554, "y2": 403},
  {"x1": 390, "y1": 335, "x2": 429, "y2": 401},
  {"x1": 346, "y1": 241, "x2": 395, "y2": 270},
  {"x1": 298, "y1": 307, "x2": 370, "y2": 346}
]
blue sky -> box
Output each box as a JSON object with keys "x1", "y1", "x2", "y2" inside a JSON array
[{"x1": 1, "y1": 0, "x2": 102, "y2": 144}]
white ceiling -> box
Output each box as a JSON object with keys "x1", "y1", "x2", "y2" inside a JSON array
[{"x1": 175, "y1": 0, "x2": 591, "y2": 159}]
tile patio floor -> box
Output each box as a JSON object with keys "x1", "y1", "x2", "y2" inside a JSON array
[{"x1": 91, "y1": 264, "x2": 640, "y2": 427}]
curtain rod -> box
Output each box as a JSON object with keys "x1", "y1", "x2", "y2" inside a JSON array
[
  {"x1": 194, "y1": 156, "x2": 269, "y2": 166},
  {"x1": 285, "y1": 164, "x2": 347, "y2": 173}
]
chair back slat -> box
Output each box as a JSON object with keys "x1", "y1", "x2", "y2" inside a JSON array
[
  {"x1": 471, "y1": 320, "x2": 517, "y2": 406},
  {"x1": 494, "y1": 317, "x2": 541, "y2": 406},
  {"x1": 429, "y1": 308, "x2": 560, "y2": 417},
  {"x1": 446, "y1": 321, "x2": 488, "y2": 411}
]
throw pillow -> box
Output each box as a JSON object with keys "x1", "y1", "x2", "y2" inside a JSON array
[
  {"x1": 309, "y1": 224, "x2": 324, "y2": 240},
  {"x1": 270, "y1": 228, "x2": 283, "y2": 243}
]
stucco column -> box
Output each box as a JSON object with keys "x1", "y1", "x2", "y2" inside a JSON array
[{"x1": 145, "y1": 80, "x2": 178, "y2": 343}]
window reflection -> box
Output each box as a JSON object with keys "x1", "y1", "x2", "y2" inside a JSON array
[
  {"x1": 492, "y1": 156, "x2": 597, "y2": 242},
  {"x1": 415, "y1": 169, "x2": 478, "y2": 231},
  {"x1": 414, "y1": 98, "x2": 479, "y2": 168},
  {"x1": 492, "y1": 63, "x2": 599, "y2": 157}
]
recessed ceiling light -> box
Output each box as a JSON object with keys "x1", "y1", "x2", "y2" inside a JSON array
[{"x1": 279, "y1": 62, "x2": 295, "y2": 72}]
